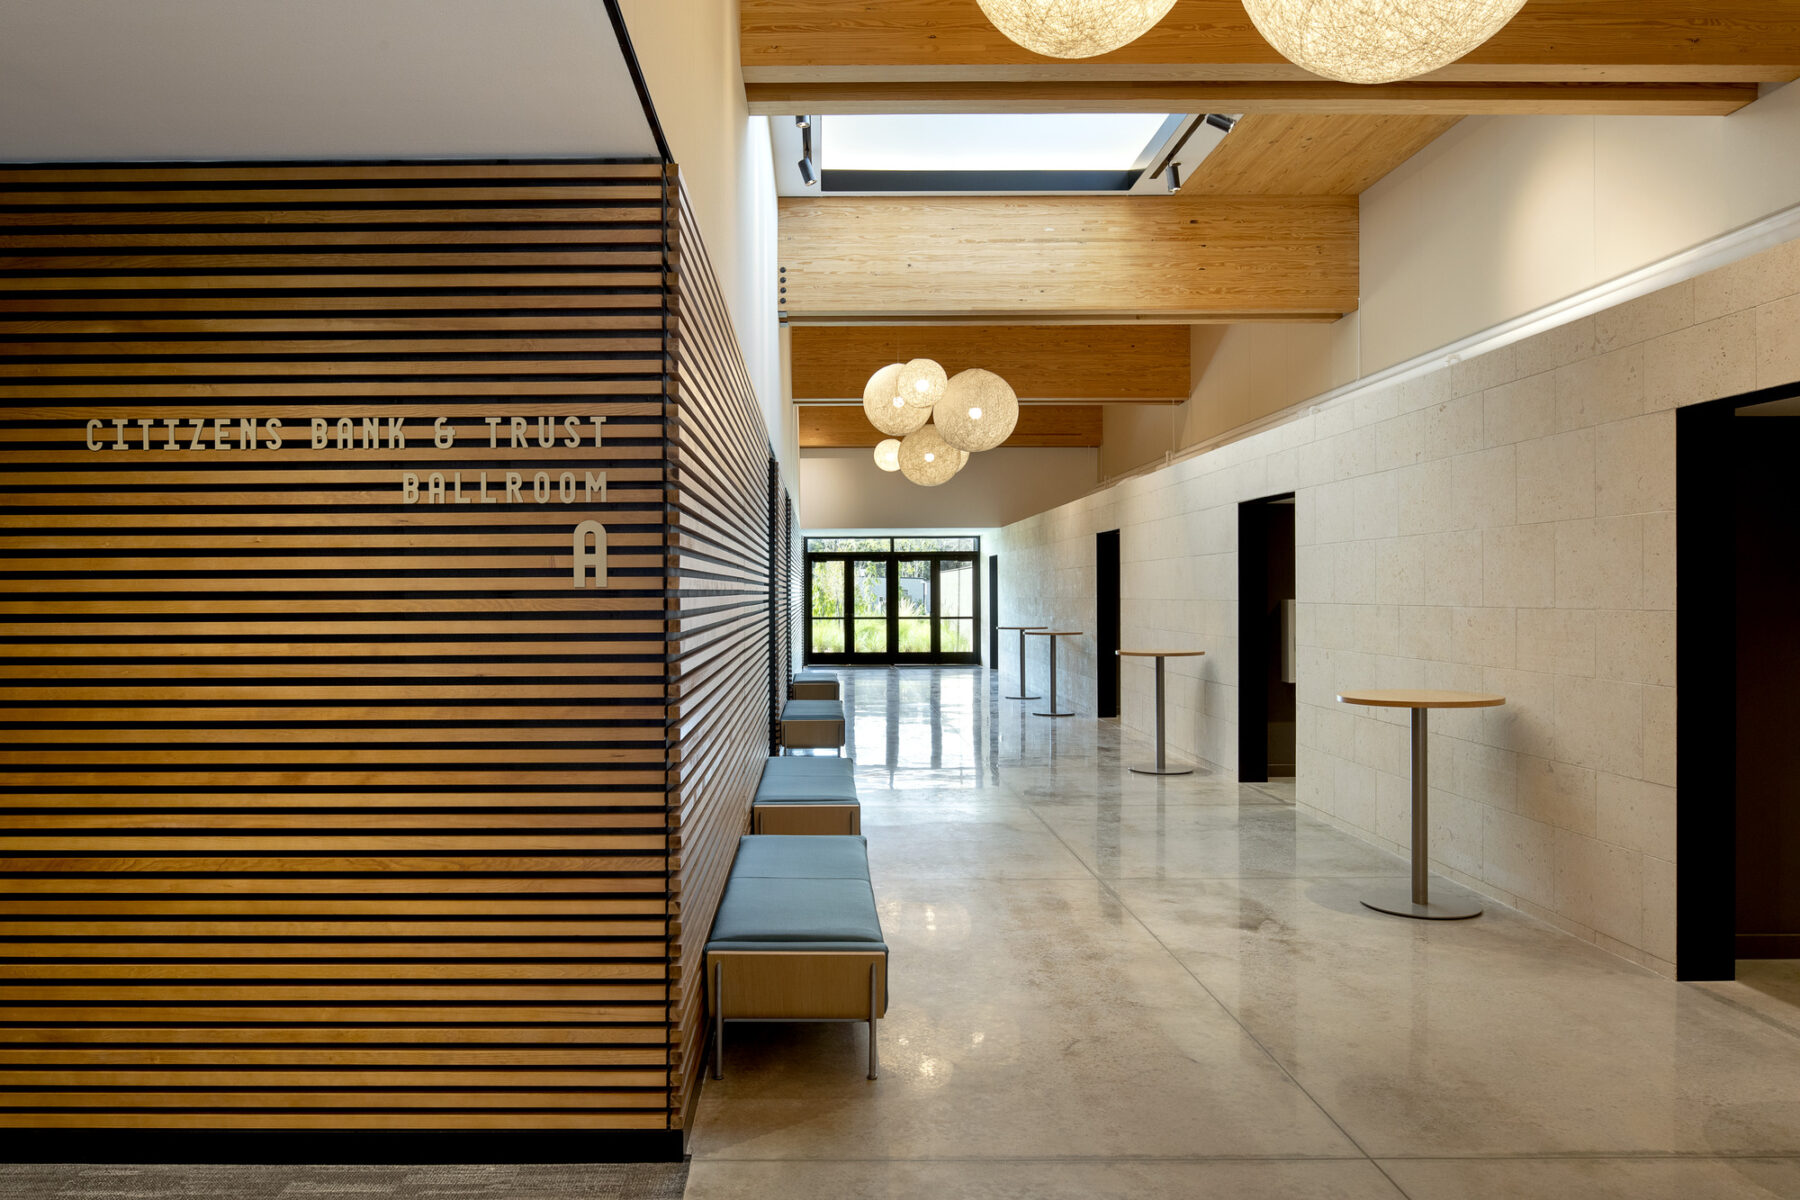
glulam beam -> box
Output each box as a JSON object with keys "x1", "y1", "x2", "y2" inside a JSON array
[
  {"x1": 742, "y1": 0, "x2": 1800, "y2": 84},
  {"x1": 778, "y1": 195, "x2": 1357, "y2": 322}
]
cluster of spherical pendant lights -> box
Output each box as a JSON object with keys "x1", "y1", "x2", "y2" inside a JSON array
[
  {"x1": 977, "y1": 0, "x2": 1528, "y2": 85},
  {"x1": 862, "y1": 358, "x2": 1020, "y2": 487}
]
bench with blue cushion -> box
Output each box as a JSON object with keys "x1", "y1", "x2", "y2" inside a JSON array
[
  {"x1": 752, "y1": 755, "x2": 860, "y2": 835},
  {"x1": 706, "y1": 834, "x2": 887, "y2": 1080},
  {"x1": 779, "y1": 698, "x2": 845, "y2": 753},
  {"x1": 790, "y1": 669, "x2": 840, "y2": 700}
]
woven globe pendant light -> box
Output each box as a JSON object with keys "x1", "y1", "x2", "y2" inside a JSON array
[
  {"x1": 898, "y1": 425, "x2": 968, "y2": 487},
  {"x1": 873, "y1": 438, "x2": 902, "y2": 473},
  {"x1": 863, "y1": 362, "x2": 930, "y2": 437},
  {"x1": 1242, "y1": 0, "x2": 1527, "y2": 85},
  {"x1": 977, "y1": 0, "x2": 1178, "y2": 59},
  {"x1": 935, "y1": 369, "x2": 1020, "y2": 453},
  {"x1": 897, "y1": 358, "x2": 949, "y2": 410}
]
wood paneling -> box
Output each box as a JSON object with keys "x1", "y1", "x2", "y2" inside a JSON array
[
  {"x1": 790, "y1": 325, "x2": 1188, "y2": 401},
  {"x1": 1182, "y1": 115, "x2": 1463, "y2": 196},
  {"x1": 742, "y1": 1, "x2": 1800, "y2": 82},
  {"x1": 664, "y1": 184, "x2": 781, "y2": 1129},
  {"x1": 747, "y1": 79, "x2": 1756, "y2": 117},
  {"x1": 0, "y1": 159, "x2": 778, "y2": 1155},
  {"x1": 778, "y1": 195, "x2": 1357, "y2": 321},
  {"x1": 798, "y1": 405, "x2": 1103, "y2": 447}
]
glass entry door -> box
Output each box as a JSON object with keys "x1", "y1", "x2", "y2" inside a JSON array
[
  {"x1": 851, "y1": 558, "x2": 888, "y2": 654},
  {"x1": 896, "y1": 558, "x2": 932, "y2": 655},
  {"x1": 938, "y1": 559, "x2": 975, "y2": 655},
  {"x1": 804, "y1": 537, "x2": 981, "y2": 666}
]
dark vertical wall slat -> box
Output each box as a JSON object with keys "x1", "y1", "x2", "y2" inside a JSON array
[{"x1": 661, "y1": 180, "x2": 779, "y2": 1119}]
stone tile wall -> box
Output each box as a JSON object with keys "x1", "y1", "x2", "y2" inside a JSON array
[{"x1": 995, "y1": 237, "x2": 1800, "y2": 975}]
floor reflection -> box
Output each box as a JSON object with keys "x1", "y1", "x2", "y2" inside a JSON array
[{"x1": 694, "y1": 666, "x2": 1800, "y2": 1200}]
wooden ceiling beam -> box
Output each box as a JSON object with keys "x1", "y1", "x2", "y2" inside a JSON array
[
  {"x1": 746, "y1": 79, "x2": 1757, "y2": 117},
  {"x1": 799, "y1": 404, "x2": 1104, "y2": 447},
  {"x1": 791, "y1": 325, "x2": 1190, "y2": 401},
  {"x1": 742, "y1": 1, "x2": 1800, "y2": 83},
  {"x1": 1182, "y1": 115, "x2": 1462, "y2": 195},
  {"x1": 778, "y1": 194, "x2": 1357, "y2": 322},
  {"x1": 792, "y1": 313, "x2": 1347, "y2": 326}
]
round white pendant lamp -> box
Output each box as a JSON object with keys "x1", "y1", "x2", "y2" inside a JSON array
[
  {"x1": 897, "y1": 358, "x2": 949, "y2": 410},
  {"x1": 935, "y1": 369, "x2": 1020, "y2": 453},
  {"x1": 976, "y1": 0, "x2": 1178, "y2": 59},
  {"x1": 863, "y1": 362, "x2": 930, "y2": 436},
  {"x1": 1241, "y1": 0, "x2": 1528, "y2": 85},
  {"x1": 898, "y1": 425, "x2": 968, "y2": 487},
  {"x1": 873, "y1": 438, "x2": 902, "y2": 472}
]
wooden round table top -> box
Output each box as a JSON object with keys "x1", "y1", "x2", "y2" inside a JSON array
[
  {"x1": 1337, "y1": 689, "x2": 1505, "y2": 710},
  {"x1": 997, "y1": 624, "x2": 1048, "y2": 631},
  {"x1": 1024, "y1": 630, "x2": 1084, "y2": 637},
  {"x1": 1117, "y1": 649, "x2": 1205, "y2": 658}
]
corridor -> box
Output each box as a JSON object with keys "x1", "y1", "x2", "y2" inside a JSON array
[{"x1": 688, "y1": 668, "x2": 1800, "y2": 1199}]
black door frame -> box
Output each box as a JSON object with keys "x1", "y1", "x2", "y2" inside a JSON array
[
  {"x1": 1096, "y1": 530, "x2": 1121, "y2": 718},
  {"x1": 1237, "y1": 493, "x2": 1295, "y2": 783},
  {"x1": 1675, "y1": 378, "x2": 1800, "y2": 980},
  {"x1": 804, "y1": 542, "x2": 983, "y2": 666},
  {"x1": 988, "y1": 554, "x2": 999, "y2": 669}
]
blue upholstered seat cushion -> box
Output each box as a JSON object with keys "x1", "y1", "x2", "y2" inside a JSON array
[
  {"x1": 729, "y1": 834, "x2": 869, "y2": 880},
  {"x1": 755, "y1": 756, "x2": 858, "y2": 805},
  {"x1": 706, "y1": 876, "x2": 886, "y2": 952},
  {"x1": 794, "y1": 669, "x2": 838, "y2": 684},
  {"x1": 781, "y1": 699, "x2": 844, "y2": 722}
]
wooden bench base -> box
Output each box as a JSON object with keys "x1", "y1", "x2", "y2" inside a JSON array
[
  {"x1": 708, "y1": 950, "x2": 887, "y2": 1081},
  {"x1": 752, "y1": 803, "x2": 861, "y2": 836}
]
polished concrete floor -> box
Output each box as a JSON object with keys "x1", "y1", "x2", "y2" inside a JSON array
[{"x1": 687, "y1": 666, "x2": 1800, "y2": 1199}]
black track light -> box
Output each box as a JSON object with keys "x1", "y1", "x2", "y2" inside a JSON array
[
  {"x1": 1203, "y1": 113, "x2": 1238, "y2": 133},
  {"x1": 794, "y1": 114, "x2": 810, "y2": 130},
  {"x1": 797, "y1": 122, "x2": 817, "y2": 185},
  {"x1": 1165, "y1": 163, "x2": 1182, "y2": 193}
]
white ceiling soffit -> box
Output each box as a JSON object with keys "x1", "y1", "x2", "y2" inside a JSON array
[{"x1": 0, "y1": 0, "x2": 660, "y2": 161}]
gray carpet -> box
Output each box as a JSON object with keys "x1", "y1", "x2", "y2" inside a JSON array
[{"x1": 0, "y1": 1164, "x2": 689, "y2": 1199}]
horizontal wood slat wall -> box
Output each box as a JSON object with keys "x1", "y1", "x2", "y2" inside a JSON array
[
  {"x1": 767, "y1": 460, "x2": 785, "y2": 753},
  {"x1": 663, "y1": 185, "x2": 780, "y2": 1124},
  {"x1": 0, "y1": 160, "x2": 695, "y2": 1150}
]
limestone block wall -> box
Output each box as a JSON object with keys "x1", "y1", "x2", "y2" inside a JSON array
[{"x1": 995, "y1": 236, "x2": 1800, "y2": 975}]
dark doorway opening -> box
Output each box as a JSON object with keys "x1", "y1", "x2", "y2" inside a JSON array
[
  {"x1": 1238, "y1": 495, "x2": 1297, "y2": 782},
  {"x1": 988, "y1": 554, "x2": 1000, "y2": 670},
  {"x1": 1677, "y1": 380, "x2": 1800, "y2": 980},
  {"x1": 1097, "y1": 530, "x2": 1121, "y2": 718}
]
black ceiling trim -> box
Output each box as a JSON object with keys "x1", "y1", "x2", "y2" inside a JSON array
[{"x1": 822, "y1": 168, "x2": 1142, "y2": 193}]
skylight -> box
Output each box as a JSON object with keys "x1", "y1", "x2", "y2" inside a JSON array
[{"x1": 821, "y1": 114, "x2": 1175, "y2": 174}]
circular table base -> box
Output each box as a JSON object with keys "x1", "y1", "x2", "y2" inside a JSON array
[
  {"x1": 1360, "y1": 882, "x2": 1483, "y2": 921},
  {"x1": 1129, "y1": 765, "x2": 1193, "y2": 776},
  {"x1": 1033, "y1": 710, "x2": 1076, "y2": 718},
  {"x1": 1004, "y1": 693, "x2": 1041, "y2": 701}
]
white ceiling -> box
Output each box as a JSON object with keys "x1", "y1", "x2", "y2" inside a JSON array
[
  {"x1": 824, "y1": 114, "x2": 1174, "y2": 173},
  {"x1": 0, "y1": 0, "x2": 659, "y2": 161}
]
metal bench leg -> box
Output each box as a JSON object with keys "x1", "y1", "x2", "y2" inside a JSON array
[
  {"x1": 712, "y1": 959, "x2": 724, "y2": 1080},
  {"x1": 867, "y1": 962, "x2": 879, "y2": 1081}
]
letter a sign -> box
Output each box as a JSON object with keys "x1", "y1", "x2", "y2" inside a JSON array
[{"x1": 573, "y1": 520, "x2": 608, "y2": 588}]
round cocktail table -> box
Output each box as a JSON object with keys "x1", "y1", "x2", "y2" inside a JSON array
[
  {"x1": 1025, "y1": 630, "x2": 1083, "y2": 718},
  {"x1": 998, "y1": 624, "x2": 1047, "y2": 700},
  {"x1": 1117, "y1": 649, "x2": 1205, "y2": 775},
  {"x1": 1337, "y1": 689, "x2": 1506, "y2": 921}
]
